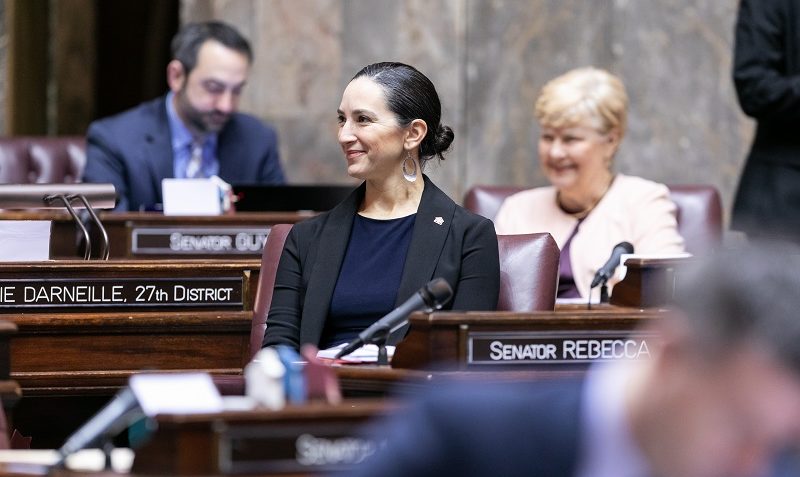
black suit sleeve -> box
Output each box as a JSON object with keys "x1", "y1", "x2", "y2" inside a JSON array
[
  {"x1": 733, "y1": 0, "x2": 800, "y2": 120},
  {"x1": 449, "y1": 216, "x2": 500, "y2": 311},
  {"x1": 262, "y1": 225, "x2": 306, "y2": 349},
  {"x1": 347, "y1": 381, "x2": 581, "y2": 477}
]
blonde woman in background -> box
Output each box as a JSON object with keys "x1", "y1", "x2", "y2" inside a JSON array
[{"x1": 494, "y1": 67, "x2": 684, "y2": 299}]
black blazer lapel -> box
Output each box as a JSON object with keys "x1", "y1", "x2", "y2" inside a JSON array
[
  {"x1": 300, "y1": 184, "x2": 364, "y2": 345},
  {"x1": 388, "y1": 176, "x2": 456, "y2": 345}
]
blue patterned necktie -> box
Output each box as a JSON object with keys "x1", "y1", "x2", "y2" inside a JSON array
[{"x1": 185, "y1": 142, "x2": 204, "y2": 179}]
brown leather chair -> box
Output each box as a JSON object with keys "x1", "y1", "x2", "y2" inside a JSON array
[
  {"x1": 463, "y1": 186, "x2": 524, "y2": 225},
  {"x1": 497, "y1": 233, "x2": 559, "y2": 311},
  {"x1": 464, "y1": 183, "x2": 723, "y2": 255},
  {"x1": 249, "y1": 223, "x2": 294, "y2": 359},
  {"x1": 214, "y1": 223, "x2": 293, "y2": 395},
  {"x1": 666, "y1": 184, "x2": 723, "y2": 255},
  {"x1": 0, "y1": 136, "x2": 86, "y2": 183}
]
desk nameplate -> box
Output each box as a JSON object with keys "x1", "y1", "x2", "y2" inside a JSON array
[
  {"x1": 219, "y1": 422, "x2": 381, "y2": 474},
  {"x1": 131, "y1": 227, "x2": 269, "y2": 255},
  {"x1": 468, "y1": 330, "x2": 654, "y2": 366},
  {"x1": 0, "y1": 277, "x2": 242, "y2": 311}
]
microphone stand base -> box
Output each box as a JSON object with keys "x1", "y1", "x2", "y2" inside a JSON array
[{"x1": 376, "y1": 344, "x2": 390, "y2": 367}]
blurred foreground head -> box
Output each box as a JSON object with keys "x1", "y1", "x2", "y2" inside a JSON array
[
  {"x1": 672, "y1": 240, "x2": 800, "y2": 371},
  {"x1": 638, "y1": 241, "x2": 800, "y2": 477}
]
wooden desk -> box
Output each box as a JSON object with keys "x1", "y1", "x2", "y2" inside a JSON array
[
  {"x1": 0, "y1": 260, "x2": 259, "y2": 448},
  {"x1": 88, "y1": 212, "x2": 312, "y2": 259},
  {"x1": 0, "y1": 321, "x2": 21, "y2": 413},
  {"x1": 1, "y1": 210, "x2": 311, "y2": 259},
  {"x1": 0, "y1": 401, "x2": 393, "y2": 476},
  {"x1": 392, "y1": 307, "x2": 663, "y2": 370},
  {"x1": 3, "y1": 299, "x2": 659, "y2": 447},
  {"x1": 611, "y1": 257, "x2": 690, "y2": 307},
  {"x1": 133, "y1": 400, "x2": 395, "y2": 476},
  {"x1": 334, "y1": 306, "x2": 665, "y2": 396}
]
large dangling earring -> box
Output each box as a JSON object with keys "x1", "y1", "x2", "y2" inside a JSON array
[{"x1": 402, "y1": 151, "x2": 417, "y2": 182}]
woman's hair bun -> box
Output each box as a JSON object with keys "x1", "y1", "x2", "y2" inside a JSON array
[{"x1": 432, "y1": 124, "x2": 454, "y2": 159}]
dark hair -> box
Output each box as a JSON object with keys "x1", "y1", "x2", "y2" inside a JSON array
[
  {"x1": 171, "y1": 21, "x2": 253, "y2": 74},
  {"x1": 352, "y1": 62, "x2": 454, "y2": 166},
  {"x1": 673, "y1": 241, "x2": 800, "y2": 375}
]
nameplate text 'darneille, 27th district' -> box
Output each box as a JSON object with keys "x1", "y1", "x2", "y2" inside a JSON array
[{"x1": 0, "y1": 277, "x2": 243, "y2": 311}]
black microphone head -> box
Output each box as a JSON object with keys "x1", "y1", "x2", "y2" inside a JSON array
[
  {"x1": 590, "y1": 241, "x2": 636, "y2": 289},
  {"x1": 422, "y1": 278, "x2": 453, "y2": 309}
]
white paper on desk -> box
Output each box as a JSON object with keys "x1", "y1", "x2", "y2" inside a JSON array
[
  {"x1": 317, "y1": 343, "x2": 396, "y2": 363},
  {"x1": 162, "y1": 178, "x2": 222, "y2": 216},
  {"x1": 129, "y1": 373, "x2": 223, "y2": 416},
  {"x1": 0, "y1": 220, "x2": 50, "y2": 261}
]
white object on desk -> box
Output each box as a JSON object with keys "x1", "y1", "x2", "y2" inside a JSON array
[
  {"x1": 245, "y1": 347, "x2": 286, "y2": 410},
  {"x1": 0, "y1": 220, "x2": 50, "y2": 261},
  {"x1": 161, "y1": 178, "x2": 222, "y2": 215},
  {"x1": 317, "y1": 343, "x2": 396, "y2": 363},
  {"x1": 129, "y1": 372, "x2": 223, "y2": 416}
]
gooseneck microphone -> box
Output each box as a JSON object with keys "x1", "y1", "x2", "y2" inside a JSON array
[
  {"x1": 335, "y1": 278, "x2": 454, "y2": 359},
  {"x1": 54, "y1": 387, "x2": 140, "y2": 467},
  {"x1": 590, "y1": 241, "x2": 634, "y2": 289}
]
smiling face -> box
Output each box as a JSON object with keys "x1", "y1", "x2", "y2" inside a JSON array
[
  {"x1": 168, "y1": 39, "x2": 250, "y2": 136},
  {"x1": 337, "y1": 77, "x2": 408, "y2": 181},
  {"x1": 538, "y1": 121, "x2": 618, "y2": 196}
]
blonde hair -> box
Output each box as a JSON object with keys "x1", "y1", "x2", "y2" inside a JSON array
[{"x1": 534, "y1": 67, "x2": 628, "y2": 138}]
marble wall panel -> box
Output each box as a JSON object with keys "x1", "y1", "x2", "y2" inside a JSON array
[
  {"x1": 340, "y1": 0, "x2": 465, "y2": 193},
  {"x1": 183, "y1": 0, "x2": 463, "y2": 191},
  {"x1": 611, "y1": 0, "x2": 750, "y2": 214},
  {"x1": 182, "y1": 0, "x2": 751, "y2": 218},
  {"x1": 464, "y1": 0, "x2": 615, "y2": 191}
]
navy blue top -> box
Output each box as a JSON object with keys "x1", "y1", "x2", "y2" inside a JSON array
[{"x1": 320, "y1": 213, "x2": 417, "y2": 348}]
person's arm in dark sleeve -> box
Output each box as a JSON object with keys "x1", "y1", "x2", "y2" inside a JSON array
[
  {"x1": 345, "y1": 389, "x2": 465, "y2": 477},
  {"x1": 84, "y1": 122, "x2": 130, "y2": 211},
  {"x1": 733, "y1": 0, "x2": 800, "y2": 120},
  {"x1": 262, "y1": 227, "x2": 304, "y2": 349},
  {"x1": 450, "y1": 217, "x2": 500, "y2": 311}
]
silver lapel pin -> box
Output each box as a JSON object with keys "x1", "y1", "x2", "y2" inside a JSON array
[{"x1": 434, "y1": 216, "x2": 444, "y2": 225}]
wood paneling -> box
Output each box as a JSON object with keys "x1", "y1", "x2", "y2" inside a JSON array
[{"x1": 6, "y1": 0, "x2": 48, "y2": 135}]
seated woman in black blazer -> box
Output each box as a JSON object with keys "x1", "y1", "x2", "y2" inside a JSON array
[{"x1": 262, "y1": 62, "x2": 500, "y2": 350}]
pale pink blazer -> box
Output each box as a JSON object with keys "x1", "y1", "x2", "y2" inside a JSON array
[{"x1": 494, "y1": 174, "x2": 685, "y2": 299}]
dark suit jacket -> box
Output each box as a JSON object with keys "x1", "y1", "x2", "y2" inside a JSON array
[
  {"x1": 262, "y1": 175, "x2": 500, "y2": 349},
  {"x1": 83, "y1": 95, "x2": 285, "y2": 211},
  {"x1": 349, "y1": 379, "x2": 584, "y2": 477},
  {"x1": 732, "y1": 0, "x2": 800, "y2": 235}
]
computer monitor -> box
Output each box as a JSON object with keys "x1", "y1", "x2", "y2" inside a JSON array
[{"x1": 231, "y1": 184, "x2": 356, "y2": 212}]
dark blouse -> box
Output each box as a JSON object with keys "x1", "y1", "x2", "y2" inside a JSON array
[
  {"x1": 319, "y1": 213, "x2": 417, "y2": 348},
  {"x1": 557, "y1": 219, "x2": 584, "y2": 299}
]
